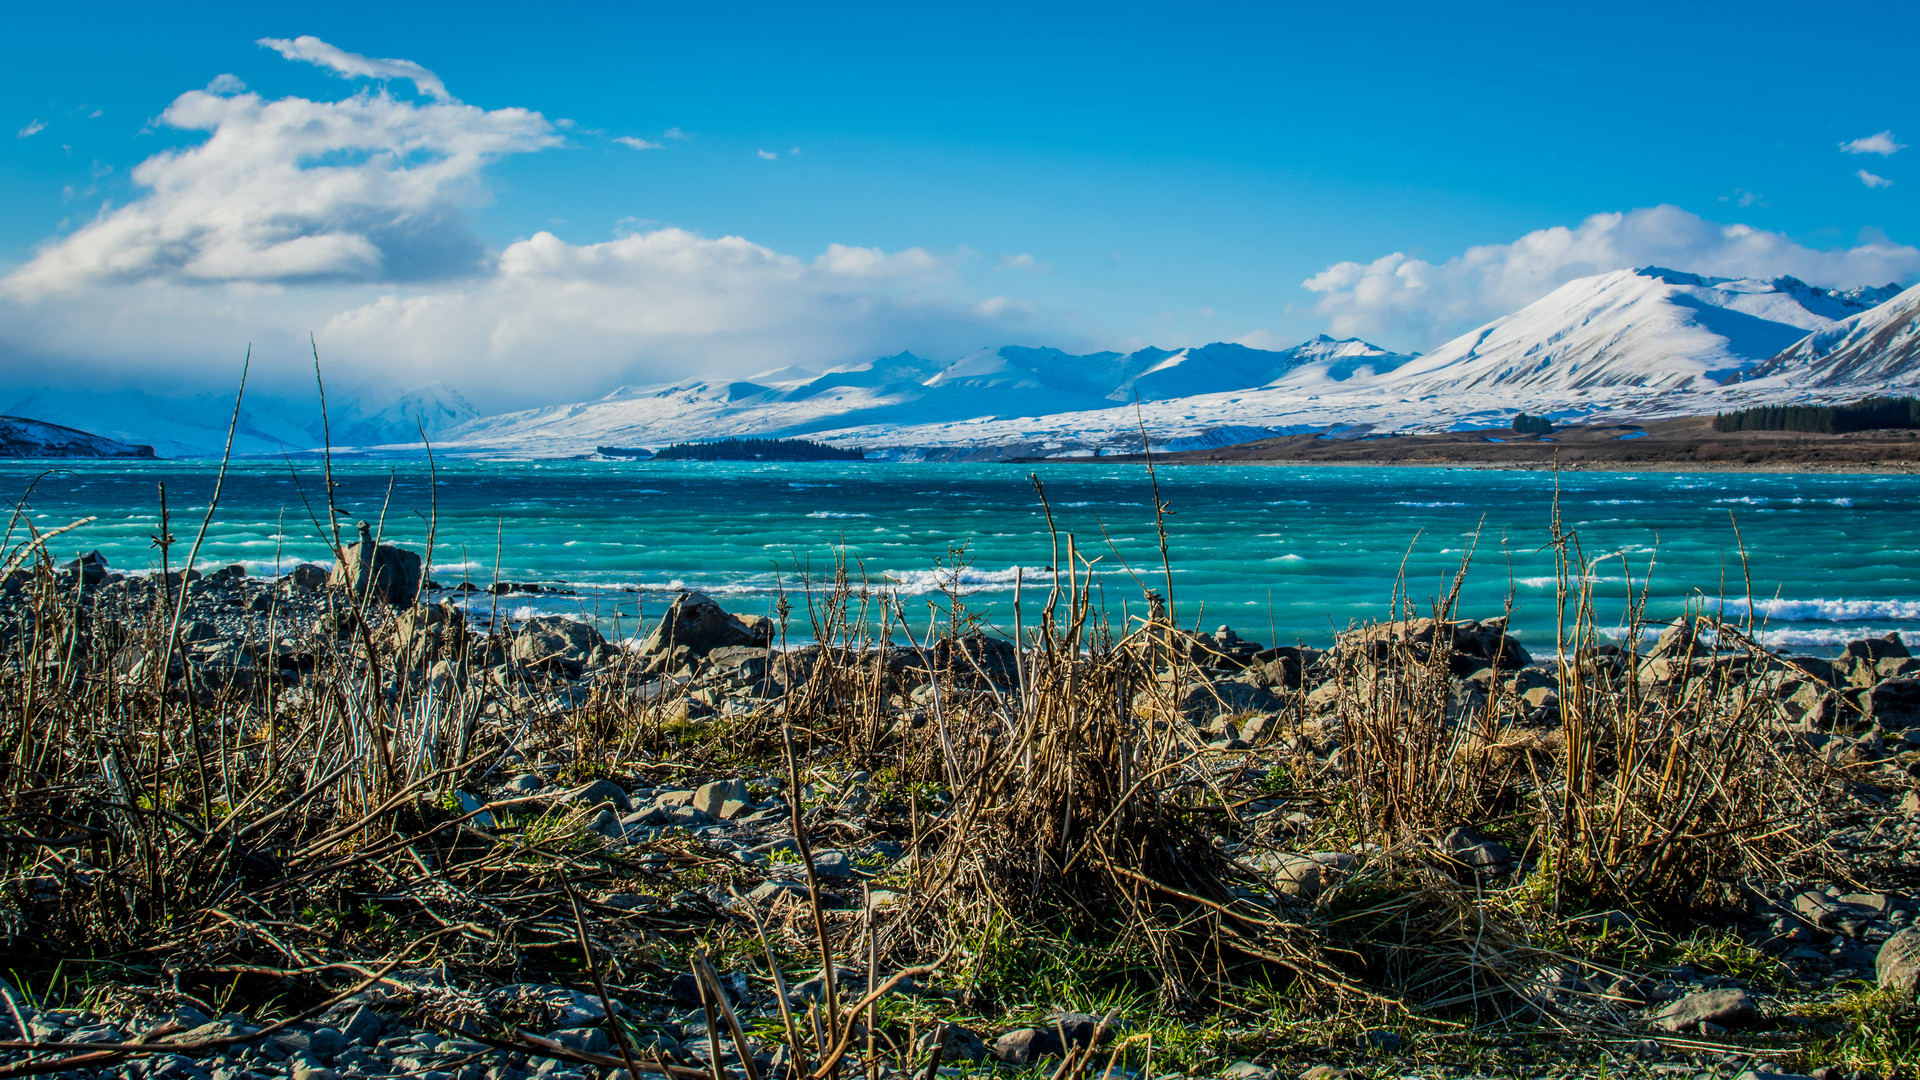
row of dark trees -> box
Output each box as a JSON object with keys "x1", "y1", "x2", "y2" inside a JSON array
[
  {"x1": 1712, "y1": 395, "x2": 1920, "y2": 434},
  {"x1": 650, "y1": 437, "x2": 865, "y2": 461}
]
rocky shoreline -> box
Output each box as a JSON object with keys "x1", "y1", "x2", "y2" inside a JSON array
[{"x1": 2, "y1": 531, "x2": 1919, "y2": 1080}]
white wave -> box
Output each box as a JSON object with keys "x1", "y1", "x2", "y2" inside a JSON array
[
  {"x1": 882, "y1": 565, "x2": 1058, "y2": 596},
  {"x1": 1717, "y1": 597, "x2": 1920, "y2": 623},
  {"x1": 807, "y1": 511, "x2": 872, "y2": 519},
  {"x1": 1393, "y1": 501, "x2": 1467, "y2": 507}
]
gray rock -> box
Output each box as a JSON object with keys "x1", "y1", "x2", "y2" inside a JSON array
[
  {"x1": 747, "y1": 880, "x2": 810, "y2": 904},
  {"x1": 558, "y1": 779, "x2": 631, "y2": 812},
  {"x1": 328, "y1": 521, "x2": 424, "y2": 606},
  {"x1": 914, "y1": 1024, "x2": 990, "y2": 1064},
  {"x1": 513, "y1": 616, "x2": 607, "y2": 674},
  {"x1": 990, "y1": 1027, "x2": 1062, "y2": 1065},
  {"x1": 544, "y1": 1027, "x2": 611, "y2": 1055},
  {"x1": 693, "y1": 779, "x2": 751, "y2": 818},
  {"x1": 1878, "y1": 927, "x2": 1920, "y2": 995},
  {"x1": 1651, "y1": 987, "x2": 1758, "y2": 1033},
  {"x1": 1220, "y1": 1063, "x2": 1276, "y2": 1080},
  {"x1": 811, "y1": 850, "x2": 856, "y2": 877},
  {"x1": 1441, "y1": 825, "x2": 1512, "y2": 870},
  {"x1": 338, "y1": 1005, "x2": 383, "y2": 1046},
  {"x1": 637, "y1": 591, "x2": 773, "y2": 665},
  {"x1": 506, "y1": 772, "x2": 545, "y2": 793}
]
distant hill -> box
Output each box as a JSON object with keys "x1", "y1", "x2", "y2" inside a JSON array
[
  {"x1": 0, "y1": 416, "x2": 156, "y2": 458},
  {"x1": 1376, "y1": 267, "x2": 1901, "y2": 395},
  {"x1": 1747, "y1": 281, "x2": 1920, "y2": 389}
]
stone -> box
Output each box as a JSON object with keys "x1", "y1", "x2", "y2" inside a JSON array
[
  {"x1": 637, "y1": 591, "x2": 773, "y2": 665},
  {"x1": 513, "y1": 616, "x2": 607, "y2": 674},
  {"x1": 747, "y1": 880, "x2": 810, "y2": 904},
  {"x1": 557, "y1": 779, "x2": 631, "y2": 812},
  {"x1": 1441, "y1": 825, "x2": 1513, "y2": 871},
  {"x1": 287, "y1": 563, "x2": 330, "y2": 590},
  {"x1": 693, "y1": 779, "x2": 751, "y2": 818},
  {"x1": 1846, "y1": 633, "x2": 1910, "y2": 664},
  {"x1": 811, "y1": 850, "x2": 856, "y2": 877},
  {"x1": 1651, "y1": 987, "x2": 1758, "y2": 1033},
  {"x1": 63, "y1": 550, "x2": 110, "y2": 586},
  {"x1": 1868, "y1": 679, "x2": 1920, "y2": 729},
  {"x1": 1878, "y1": 927, "x2": 1920, "y2": 995},
  {"x1": 1298, "y1": 1069, "x2": 1353, "y2": 1080},
  {"x1": 328, "y1": 521, "x2": 425, "y2": 606},
  {"x1": 1165, "y1": 679, "x2": 1285, "y2": 723},
  {"x1": 990, "y1": 1027, "x2": 1062, "y2": 1065},
  {"x1": 914, "y1": 1024, "x2": 990, "y2": 1063},
  {"x1": 1220, "y1": 1063, "x2": 1277, "y2": 1080},
  {"x1": 544, "y1": 1027, "x2": 611, "y2": 1055},
  {"x1": 338, "y1": 1005, "x2": 383, "y2": 1046},
  {"x1": 506, "y1": 772, "x2": 545, "y2": 793}
]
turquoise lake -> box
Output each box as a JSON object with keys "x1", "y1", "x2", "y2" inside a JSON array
[{"x1": 5, "y1": 459, "x2": 1917, "y2": 652}]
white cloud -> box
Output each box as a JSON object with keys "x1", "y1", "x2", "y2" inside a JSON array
[
  {"x1": 1859, "y1": 169, "x2": 1895, "y2": 189},
  {"x1": 613, "y1": 136, "x2": 660, "y2": 150},
  {"x1": 1302, "y1": 205, "x2": 1920, "y2": 349},
  {"x1": 3, "y1": 84, "x2": 558, "y2": 295},
  {"x1": 257, "y1": 36, "x2": 452, "y2": 102},
  {"x1": 1841, "y1": 130, "x2": 1904, "y2": 156},
  {"x1": 756, "y1": 149, "x2": 778, "y2": 160},
  {"x1": 206, "y1": 73, "x2": 247, "y2": 95},
  {"x1": 995, "y1": 253, "x2": 1052, "y2": 273},
  {"x1": 0, "y1": 54, "x2": 1045, "y2": 413},
  {"x1": 17, "y1": 119, "x2": 46, "y2": 138},
  {"x1": 789, "y1": 146, "x2": 800, "y2": 155},
  {"x1": 663, "y1": 127, "x2": 690, "y2": 140}
]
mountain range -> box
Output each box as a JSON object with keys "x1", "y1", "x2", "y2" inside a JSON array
[{"x1": 12, "y1": 266, "x2": 1920, "y2": 458}]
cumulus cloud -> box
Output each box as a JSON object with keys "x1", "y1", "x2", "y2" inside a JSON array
[
  {"x1": 756, "y1": 149, "x2": 778, "y2": 160},
  {"x1": 1859, "y1": 169, "x2": 1895, "y2": 189},
  {"x1": 3, "y1": 84, "x2": 558, "y2": 295},
  {"x1": 1841, "y1": 130, "x2": 1904, "y2": 155},
  {"x1": 1302, "y1": 205, "x2": 1920, "y2": 349},
  {"x1": 206, "y1": 74, "x2": 247, "y2": 95},
  {"x1": 613, "y1": 136, "x2": 660, "y2": 149},
  {"x1": 257, "y1": 36, "x2": 452, "y2": 102},
  {"x1": 663, "y1": 127, "x2": 690, "y2": 140},
  {"x1": 17, "y1": 119, "x2": 46, "y2": 138},
  {"x1": 0, "y1": 46, "x2": 1046, "y2": 413}
]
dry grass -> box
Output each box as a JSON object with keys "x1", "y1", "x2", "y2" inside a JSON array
[{"x1": 0, "y1": 464, "x2": 1876, "y2": 1078}]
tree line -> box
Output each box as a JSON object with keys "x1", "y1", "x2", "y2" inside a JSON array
[{"x1": 1712, "y1": 396, "x2": 1920, "y2": 434}]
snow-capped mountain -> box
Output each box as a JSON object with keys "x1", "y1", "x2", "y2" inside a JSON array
[
  {"x1": 0, "y1": 416, "x2": 154, "y2": 458},
  {"x1": 435, "y1": 337, "x2": 1416, "y2": 456},
  {"x1": 1746, "y1": 281, "x2": 1920, "y2": 389},
  {"x1": 26, "y1": 266, "x2": 1920, "y2": 461},
  {"x1": 1378, "y1": 267, "x2": 1900, "y2": 396},
  {"x1": 1, "y1": 380, "x2": 479, "y2": 458}
]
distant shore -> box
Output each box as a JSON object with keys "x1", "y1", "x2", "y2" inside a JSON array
[{"x1": 1021, "y1": 415, "x2": 1920, "y2": 473}]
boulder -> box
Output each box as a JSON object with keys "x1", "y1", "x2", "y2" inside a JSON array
[
  {"x1": 1846, "y1": 633, "x2": 1910, "y2": 664},
  {"x1": 638, "y1": 591, "x2": 772, "y2": 666},
  {"x1": 915, "y1": 1024, "x2": 990, "y2": 1064},
  {"x1": 396, "y1": 602, "x2": 466, "y2": 662},
  {"x1": 991, "y1": 1027, "x2": 1062, "y2": 1065},
  {"x1": 287, "y1": 563, "x2": 330, "y2": 590},
  {"x1": 513, "y1": 616, "x2": 606, "y2": 674},
  {"x1": 327, "y1": 522, "x2": 424, "y2": 606},
  {"x1": 693, "y1": 779, "x2": 752, "y2": 818},
  {"x1": 62, "y1": 550, "x2": 110, "y2": 586},
  {"x1": 1868, "y1": 679, "x2": 1920, "y2": 730},
  {"x1": 1878, "y1": 927, "x2": 1920, "y2": 996},
  {"x1": 1651, "y1": 987, "x2": 1757, "y2": 1033},
  {"x1": 1165, "y1": 679, "x2": 1285, "y2": 723}
]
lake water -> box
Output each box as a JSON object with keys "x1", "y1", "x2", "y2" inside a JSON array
[{"x1": 5, "y1": 459, "x2": 1917, "y2": 652}]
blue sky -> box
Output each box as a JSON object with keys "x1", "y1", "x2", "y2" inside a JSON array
[{"x1": 2, "y1": 0, "x2": 1915, "y2": 410}]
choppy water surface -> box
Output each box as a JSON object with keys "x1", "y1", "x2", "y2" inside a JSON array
[{"x1": 5, "y1": 459, "x2": 1917, "y2": 651}]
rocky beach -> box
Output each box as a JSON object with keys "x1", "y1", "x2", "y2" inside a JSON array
[{"x1": 0, "y1": 521, "x2": 1917, "y2": 1080}]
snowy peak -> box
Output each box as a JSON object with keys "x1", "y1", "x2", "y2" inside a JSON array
[
  {"x1": 0, "y1": 415, "x2": 155, "y2": 458},
  {"x1": 1749, "y1": 281, "x2": 1920, "y2": 388},
  {"x1": 1380, "y1": 267, "x2": 1898, "y2": 396}
]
